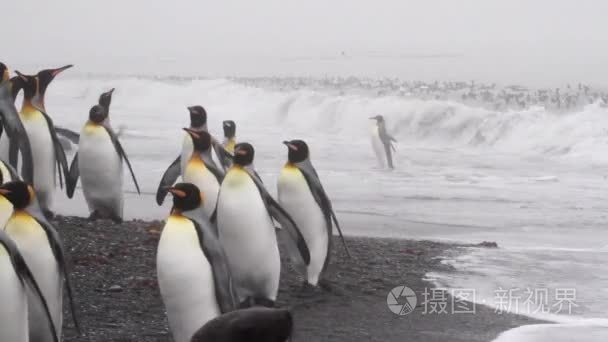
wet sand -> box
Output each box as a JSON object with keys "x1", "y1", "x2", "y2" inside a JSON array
[{"x1": 55, "y1": 216, "x2": 541, "y2": 341}]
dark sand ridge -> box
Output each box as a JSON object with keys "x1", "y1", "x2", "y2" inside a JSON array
[{"x1": 54, "y1": 216, "x2": 541, "y2": 342}]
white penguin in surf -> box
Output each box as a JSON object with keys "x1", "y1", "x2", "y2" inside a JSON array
[
  {"x1": 369, "y1": 115, "x2": 397, "y2": 169},
  {"x1": 156, "y1": 106, "x2": 232, "y2": 205},
  {"x1": 0, "y1": 181, "x2": 80, "y2": 342},
  {"x1": 216, "y1": 142, "x2": 310, "y2": 306},
  {"x1": 179, "y1": 128, "x2": 224, "y2": 218},
  {"x1": 66, "y1": 89, "x2": 141, "y2": 222},
  {"x1": 157, "y1": 183, "x2": 237, "y2": 342},
  {"x1": 13, "y1": 67, "x2": 73, "y2": 217},
  {"x1": 278, "y1": 140, "x2": 350, "y2": 286},
  {"x1": 0, "y1": 229, "x2": 60, "y2": 342}
]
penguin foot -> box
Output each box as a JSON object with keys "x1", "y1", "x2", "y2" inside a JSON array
[
  {"x1": 110, "y1": 215, "x2": 123, "y2": 224},
  {"x1": 88, "y1": 211, "x2": 100, "y2": 221},
  {"x1": 43, "y1": 209, "x2": 55, "y2": 220}
]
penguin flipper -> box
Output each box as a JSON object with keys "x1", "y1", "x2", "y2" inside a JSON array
[
  {"x1": 382, "y1": 141, "x2": 394, "y2": 169},
  {"x1": 201, "y1": 152, "x2": 225, "y2": 183},
  {"x1": 184, "y1": 210, "x2": 238, "y2": 313},
  {"x1": 212, "y1": 140, "x2": 233, "y2": 171},
  {"x1": 0, "y1": 83, "x2": 34, "y2": 183},
  {"x1": 0, "y1": 231, "x2": 60, "y2": 342},
  {"x1": 54, "y1": 126, "x2": 80, "y2": 144},
  {"x1": 156, "y1": 156, "x2": 181, "y2": 205},
  {"x1": 104, "y1": 126, "x2": 141, "y2": 195},
  {"x1": 1, "y1": 159, "x2": 21, "y2": 182},
  {"x1": 244, "y1": 168, "x2": 311, "y2": 265},
  {"x1": 296, "y1": 161, "x2": 351, "y2": 259},
  {"x1": 66, "y1": 153, "x2": 79, "y2": 198},
  {"x1": 27, "y1": 209, "x2": 82, "y2": 335},
  {"x1": 39, "y1": 111, "x2": 69, "y2": 189}
]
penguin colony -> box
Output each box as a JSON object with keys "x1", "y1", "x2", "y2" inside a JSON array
[{"x1": 0, "y1": 62, "x2": 354, "y2": 342}]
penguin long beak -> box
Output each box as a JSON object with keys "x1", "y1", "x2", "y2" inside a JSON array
[
  {"x1": 182, "y1": 127, "x2": 199, "y2": 139},
  {"x1": 0, "y1": 189, "x2": 10, "y2": 195},
  {"x1": 235, "y1": 148, "x2": 247, "y2": 156},
  {"x1": 167, "y1": 187, "x2": 186, "y2": 198},
  {"x1": 51, "y1": 64, "x2": 73, "y2": 77},
  {"x1": 283, "y1": 141, "x2": 298, "y2": 151},
  {"x1": 14, "y1": 70, "x2": 28, "y2": 82}
]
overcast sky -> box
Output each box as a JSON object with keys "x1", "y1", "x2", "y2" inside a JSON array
[{"x1": 4, "y1": 0, "x2": 608, "y2": 85}]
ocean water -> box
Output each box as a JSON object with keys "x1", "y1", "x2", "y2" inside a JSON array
[{"x1": 38, "y1": 75, "x2": 608, "y2": 341}]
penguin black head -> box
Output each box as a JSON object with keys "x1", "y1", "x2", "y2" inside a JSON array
[
  {"x1": 233, "y1": 142, "x2": 255, "y2": 166},
  {"x1": 89, "y1": 105, "x2": 107, "y2": 124},
  {"x1": 283, "y1": 139, "x2": 309, "y2": 163},
  {"x1": 14, "y1": 71, "x2": 37, "y2": 101},
  {"x1": 168, "y1": 183, "x2": 202, "y2": 213},
  {"x1": 188, "y1": 106, "x2": 207, "y2": 128},
  {"x1": 8, "y1": 76, "x2": 25, "y2": 102},
  {"x1": 183, "y1": 128, "x2": 212, "y2": 152},
  {"x1": 98, "y1": 88, "x2": 114, "y2": 111},
  {"x1": 36, "y1": 65, "x2": 73, "y2": 97},
  {"x1": 0, "y1": 63, "x2": 8, "y2": 82},
  {"x1": 369, "y1": 115, "x2": 384, "y2": 122},
  {"x1": 0, "y1": 181, "x2": 34, "y2": 210},
  {"x1": 223, "y1": 120, "x2": 236, "y2": 138}
]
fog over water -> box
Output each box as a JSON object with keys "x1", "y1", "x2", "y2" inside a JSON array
[{"x1": 4, "y1": 0, "x2": 608, "y2": 86}]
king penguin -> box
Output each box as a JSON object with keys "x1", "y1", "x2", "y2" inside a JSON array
[
  {"x1": 0, "y1": 229, "x2": 59, "y2": 342},
  {"x1": 369, "y1": 115, "x2": 397, "y2": 169},
  {"x1": 156, "y1": 106, "x2": 231, "y2": 205},
  {"x1": 157, "y1": 182, "x2": 236, "y2": 342},
  {"x1": 66, "y1": 89, "x2": 140, "y2": 222},
  {"x1": 181, "y1": 128, "x2": 224, "y2": 218},
  {"x1": 221, "y1": 120, "x2": 236, "y2": 168},
  {"x1": 14, "y1": 66, "x2": 73, "y2": 217},
  {"x1": 191, "y1": 307, "x2": 293, "y2": 342},
  {"x1": 0, "y1": 181, "x2": 80, "y2": 342},
  {"x1": 0, "y1": 70, "x2": 34, "y2": 183},
  {"x1": 278, "y1": 139, "x2": 350, "y2": 286},
  {"x1": 216, "y1": 142, "x2": 310, "y2": 306}
]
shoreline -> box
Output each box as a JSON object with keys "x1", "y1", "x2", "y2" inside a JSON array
[{"x1": 55, "y1": 216, "x2": 542, "y2": 341}]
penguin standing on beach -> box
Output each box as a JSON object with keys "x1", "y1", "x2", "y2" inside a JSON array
[
  {"x1": 66, "y1": 89, "x2": 141, "y2": 222},
  {"x1": 221, "y1": 120, "x2": 236, "y2": 168},
  {"x1": 369, "y1": 115, "x2": 397, "y2": 169},
  {"x1": 0, "y1": 181, "x2": 80, "y2": 342},
  {"x1": 13, "y1": 66, "x2": 73, "y2": 217},
  {"x1": 0, "y1": 230, "x2": 59, "y2": 342},
  {"x1": 278, "y1": 139, "x2": 350, "y2": 286},
  {"x1": 216, "y1": 142, "x2": 310, "y2": 306},
  {"x1": 191, "y1": 307, "x2": 293, "y2": 342},
  {"x1": 157, "y1": 182, "x2": 236, "y2": 342},
  {"x1": 0, "y1": 69, "x2": 34, "y2": 183},
  {"x1": 156, "y1": 106, "x2": 231, "y2": 205},
  {"x1": 180, "y1": 128, "x2": 224, "y2": 218}
]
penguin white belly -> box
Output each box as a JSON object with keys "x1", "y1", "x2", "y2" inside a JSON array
[
  {"x1": 79, "y1": 124, "x2": 123, "y2": 218},
  {"x1": 22, "y1": 112, "x2": 55, "y2": 209},
  {"x1": 0, "y1": 160, "x2": 13, "y2": 183},
  {"x1": 278, "y1": 167, "x2": 328, "y2": 285},
  {"x1": 0, "y1": 195, "x2": 13, "y2": 229},
  {"x1": 180, "y1": 134, "x2": 193, "y2": 176},
  {"x1": 157, "y1": 216, "x2": 220, "y2": 342},
  {"x1": 217, "y1": 168, "x2": 280, "y2": 301},
  {"x1": 370, "y1": 126, "x2": 386, "y2": 168},
  {"x1": 5, "y1": 212, "x2": 63, "y2": 341},
  {"x1": 0, "y1": 245, "x2": 28, "y2": 342},
  {"x1": 183, "y1": 160, "x2": 219, "y2": 218}
]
